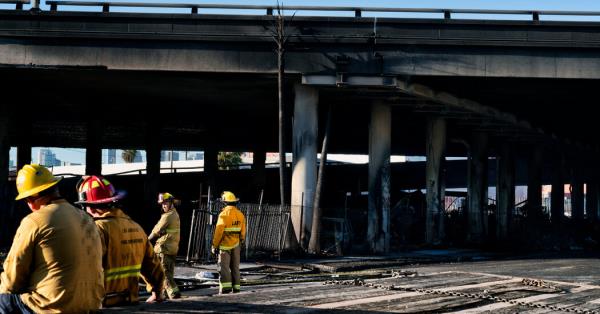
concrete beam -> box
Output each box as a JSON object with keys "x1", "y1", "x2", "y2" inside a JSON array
[
  {"x1": 85, "y1": 120, "x2": 102, "y2": 175},
  {"x1": 425, "y1": 117, "x2": 446, "y2": 245},
  {"x1": 467, "y1": 132, "x2": 488, "y2": 244},
  {"x1": 291, "y1": 84, "x2": 318, "y2": 248},
  {"x1": 496, "y1": 142, "x2": 515, "y2": 242},
  {"x1": 368, "y1": 102, "x2": 391, "y2": 253}
]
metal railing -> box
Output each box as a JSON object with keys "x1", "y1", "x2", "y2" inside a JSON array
[{"x1": 12, "y1": 2, "x2": 600, "y2": 22}]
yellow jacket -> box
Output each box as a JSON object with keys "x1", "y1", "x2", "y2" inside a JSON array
[
  {"x1": 212, "y1": 205, "x2": 246, "y2": 251},
  {"x1": 0, "y1": 199, "x2": 104, "y2": 313},
  {"x1": 94, "y1": 208, "x2": 165, "y2": 307},
  {"x1": 150, "y1": 208, "x2": 180, "y2": 256}
]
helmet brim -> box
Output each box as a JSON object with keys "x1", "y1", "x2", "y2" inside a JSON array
[
  {"x1": 15, "y1": 177, "x2": 62, "y2": 201},
  {"x1": 75, "y1": 190, "x2": 126, "y2": 205}
]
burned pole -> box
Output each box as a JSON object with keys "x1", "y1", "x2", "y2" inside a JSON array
[{"x1": 308, "y1": 104, "x2": 332, "y2": 254}]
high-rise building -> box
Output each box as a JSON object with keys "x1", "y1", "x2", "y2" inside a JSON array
[
  {"x1": 134, "y1": 153, "x2": 143, "y2": 163},
  {"x1": 38, "y1": 149, "x2": 61, "y2": 167},
  {"x1": 107, "y1": 149, "x2": 117, "y2": 164},
  {"x1": 161, "y1": 151, "x2": 180, "y2": 162}
]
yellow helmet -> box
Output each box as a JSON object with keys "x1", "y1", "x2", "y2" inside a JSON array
[
  {"x1": 15, "y1": 164, "x2": 62, "y2": 200},
  {"x1": 221, "y1": 191, "x2": 238, "y2": 203},
  {"x1": 158, "y1": 192, "x2": 174, "y2": 204}
]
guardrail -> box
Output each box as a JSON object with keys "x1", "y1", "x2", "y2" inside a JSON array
[
  {"x1": 0, "y1": 0, "x2": 30, "y2": 10},
  {"x1": 35, "y1": 2, "x2": 600, "y2": 22}
]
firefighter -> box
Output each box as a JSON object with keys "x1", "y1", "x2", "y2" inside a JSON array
[
  {"x1": 212, "y1": 191, "x2": 246, "y2": 294},
  {"x1": 76, "y1": 175, "x2": 165, "y2": 306},
  {"x1": 148, "y1": 192, "x2": 181, "y2": 299},
  {"x1": 0, "y1": 164, "x2": 104, "y2": 313}
]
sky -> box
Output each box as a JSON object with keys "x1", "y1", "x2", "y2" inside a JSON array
[{"x1": 4, "y1": 0, "x2": 600, "y2": 163}]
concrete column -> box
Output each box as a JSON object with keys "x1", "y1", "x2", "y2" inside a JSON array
[
  {"x1": 85, "y1": 121, "x2": 102, "y2": 175},
  {"x1": 144, "y1": 124, "x2": 161, "y2": 228},
  {"x1": 571, "y1": 160, "x2": 584, "y2": 221},
  {"x1": 16, "y1": 121, "x2": 31, "y2": 170},
  {"x1": 425, "y1": 117, "x2": 446, "y2": 245},
  {"x1": 527, "y1": 146, "x2": 543, "y2": 218},
  {"x1": 368, "y1": 102, "x2": 391, "y2": 253},
  {"x1": 17, "y1": 145, "x2": 31, "y2": 170},
  {"x1": 467, "y1": 132, "x2": 488, "y2": 244},
  {"x1": 204, "y1": 144, "x2": 217, "y2": 189},
  {"x1": 496, "y1": 142, "x2": 515, "y2": 241},
  {"x1": 291, "y1": 84, "x2": 318, "y2": 248},
  {"x1": 252, "y1": 148, "x2": 266, "y2": 192},
  {"x1": 551, "y1": 154, "x2": 565, "y2": 224},
  {"x1": 587, "y1": 181, "x2": 598, "y2": 222},
  {"x1": 0, "y1": 113, "x2": 10, "y2": 248}
]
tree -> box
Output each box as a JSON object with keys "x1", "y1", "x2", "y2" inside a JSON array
[
  {"x1": 121, "y1": 149, "x2": 138, "y2": 163},
  {"x1": 218, "y1": 152, "x2": 242, "y2": 170},
  {"x1": 270, "y1": 1, "x2": 295, "y2": 205}
]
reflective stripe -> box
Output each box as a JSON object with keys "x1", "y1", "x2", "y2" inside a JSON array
[
  {"x1": 234, "y1": 285, "x2": 241, "y2": 290},
  {"x1": 219, "y1": 243, "x2": 239, "y2": 250},
  {"x1": 105, "y1": 264, "x2": 141, "y2": 281},
  {"x1": 224, "y1": 227, "x2": 241, "y2": 232},
  {"x1": 165, "y1": 228, "x2": 180, "y2": 233},
  {"x1": 220, "y1": 282, "x2": 232, "y2": 289}
]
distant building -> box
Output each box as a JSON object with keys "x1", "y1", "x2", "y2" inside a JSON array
[
  {"x1": 134, "y1": 153, "x2": 143, "y2": 163},
  {"x1": 38, "y1": 149, "x2": 61, "y2": 167},
  {"x1": 161, "y1": 151, "x2": 180, "y2": 162},
  {"x1": 107, "y1": 149, "x2": 117, "y2": 164},
  {"x1": 8, "y1": 159, "x2": 14, "y2": 169}
]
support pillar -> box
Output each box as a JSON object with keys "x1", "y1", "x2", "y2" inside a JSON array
[
  {"x1": 85, "y1": 121, "x2": 102, "y2": 175},
  {"x1": 496, "y1": 142, "x2": 515, "y2": 241},
  {"x1": 16, "y1": 121, "x2": 31, "y2": 170},
  {"x1": 467, "y1": 132, "x2": 488, "y2": 244},
  {"x1": 291, "y1": 84, "x2": 318, "y2": 248},
  {"x1": 425, "y1": 117, "x2": 446, "y2": 245},
  {"x1": 587, "y1": 181, "x2": 598, "y2": 222},
  {"x1": 551, "y1": 154, "x2": 565, "y2": 224},
  {"x1": 0, "y1": 113, "x2": 10, "y2": 247},
  {"x1": 252, "y1": 147, "x2": 266, "y2": 193},
  {"x1": 527, "y1": 146, "x2": 543, "y2": 218},
  {"x1": 204, "y1": 144, "x2": 217, "y2": 189},
  {"x1": 367, "y1": 102, "x2": 391, "y2": 253},
  {"x1": 571, "y1": 159, "x2": 584, "y2": 221},
  {"x1": 17, "y1": 145, "x2": 31, "y2": 170},
  {"x1": 144, "y1": 124, "x2": 161, "y2": 228}
]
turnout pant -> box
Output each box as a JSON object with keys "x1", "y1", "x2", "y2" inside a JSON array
[
  {"x1": 159, "y1": 253, "x2": 180, "y2": 298},
  {"x1": 217, "y1": 246, "x2": 241, "y2": 293}
]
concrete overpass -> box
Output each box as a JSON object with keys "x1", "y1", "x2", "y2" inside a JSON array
[{"x1": 1, "y1": 2, "x2": 600, "y2": 251}]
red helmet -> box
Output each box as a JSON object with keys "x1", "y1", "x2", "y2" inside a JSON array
[{"x1": 76, "y1": 175, "x2": 125, "y2": 205}]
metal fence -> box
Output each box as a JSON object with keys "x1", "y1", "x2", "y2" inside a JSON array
[{"x1": 186, "y1": 203, "x2": 291, "y2": 263}]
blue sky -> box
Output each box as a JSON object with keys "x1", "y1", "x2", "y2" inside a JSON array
[{"x1": 4, "y1": 0, "x2": 600, "y2": 164}]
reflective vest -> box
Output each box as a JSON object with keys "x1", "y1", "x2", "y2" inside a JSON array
[
  {"x1": 150, "y1": 208, "x2": 181, "y2": 256},
  {"x1": 95, "y1": 209, "x2": 165, "y2": 306},
  {"x1": 0, "y1": 199, "x2": 104, "y2": 313},
  {"x1": 212, "y1": 205, "x2": 246, "y2": 251}
]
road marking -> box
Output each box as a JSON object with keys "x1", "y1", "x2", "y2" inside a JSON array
[
  {"x1": 310, "y1": 291, "x2": 422, "y2": 309},
  {"x1": 446, "y1": 293, "x2": 562, "y2": 313}
]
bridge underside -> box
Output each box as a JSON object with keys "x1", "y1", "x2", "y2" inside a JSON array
[{"x1": 2, "y1": 67, "x2": 596, "y2": 156}]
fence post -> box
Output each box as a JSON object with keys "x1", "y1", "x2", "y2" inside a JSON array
[{"x1": 186, "y1": 209, "x2": 197, "y2": 263}]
